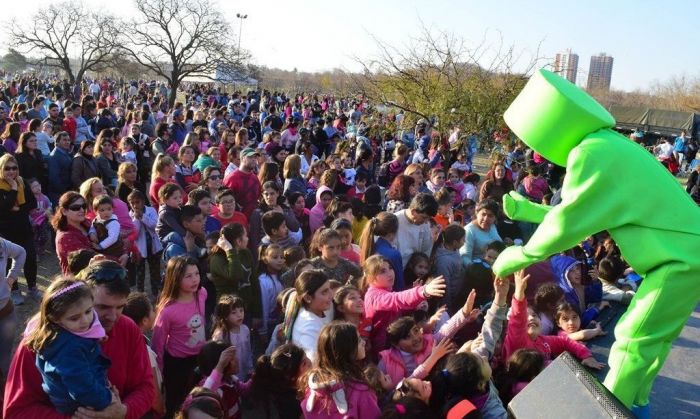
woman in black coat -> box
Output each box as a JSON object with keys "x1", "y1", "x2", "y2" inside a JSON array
[
  {"x1": 0, "y1": 154, "x2": 38, "y2": 304},
  {"x1": 71, "y1": 140, "x2": 100, "y2": 189}
]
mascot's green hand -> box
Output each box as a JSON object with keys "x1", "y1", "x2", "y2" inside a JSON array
[
  {"x1": 492, "y1": 245, "x2": 536, "y2": 278},
  {"x1": 502, "y1": 191, "x2": 551, "y2": 224}
]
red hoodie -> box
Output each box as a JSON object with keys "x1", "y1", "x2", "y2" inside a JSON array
[{"x1": 3, "y1": 315, "x2": 154, "y2": 419}]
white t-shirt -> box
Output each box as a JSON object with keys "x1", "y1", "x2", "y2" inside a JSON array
[{"x1": 291, "y1": 307, "x2": 333, "y2": 363}]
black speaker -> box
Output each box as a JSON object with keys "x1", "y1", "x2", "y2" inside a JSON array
[{"x1": 508, "y1": 352, "x2": 634, "y2": 419}]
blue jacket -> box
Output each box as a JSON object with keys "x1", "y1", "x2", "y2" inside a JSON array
[
  {"x1": 48, "y1": 147, "x2": 73, "y2": 199},
  {"x1": 550, "y1": 255, "x2": 601, "y2": 326},
  {"x1": 374, "y1": 237, "x2": 405, "y2": 291},
  {"x1": 36, "y1": 329, "x2": 112, "y2": 414},
  {"x1": 162, "y1": 230, "x2": 207, "y2": 262}
]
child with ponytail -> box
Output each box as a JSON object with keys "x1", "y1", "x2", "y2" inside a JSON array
[
  {"x1": 283, "y1": 269, "x2": 334, "y2": 362},
  {"x1": 362, "y1": 254, "x2": 446, "y2": 358},
  {"x1": 359, "y1": 211, "x2": 405, "y2": 291}
]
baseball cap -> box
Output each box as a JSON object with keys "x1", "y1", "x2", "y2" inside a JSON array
[{"x1": 241, "y1": 147, "x2": 260, "y2": 158}]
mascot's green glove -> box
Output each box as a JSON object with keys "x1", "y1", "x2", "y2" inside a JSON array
[{"x1": 502, "y1": 191, "x2": 551, "y2": 224}]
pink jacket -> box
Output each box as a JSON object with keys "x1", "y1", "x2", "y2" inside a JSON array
[
  {"x1": 379, "y1": 309, "x2": 468, "y2": 386},
  {"x1": 503, "y1": 297, "x2": 592, "y2": 363},
  {"x1": 301, "y1": 379, "x2": 380, "y2": 419},
  {"x1": 364, "y1": 285, "x2": 425, "y2": 358},
  {"x1": 379, "y1": 335, "x2": 433, "y2": 386},
  {"x1": 309, "y1": 186, "x2": 332, "y2": 233}
]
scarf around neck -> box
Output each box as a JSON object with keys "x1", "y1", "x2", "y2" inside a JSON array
[{"x1": 0, "y1": 176, "x2": 25, "y2": 208}]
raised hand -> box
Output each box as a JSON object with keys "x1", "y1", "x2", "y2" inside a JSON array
[
  {"x1": 431, "y1": 337, "x2": 456, "y2": 360},
  {"x1": 424, "y1": 275, "x2": 446, "y2": 298},
  {"x1": 513, "y1": 269, "x2": 530, "y2": 301}
]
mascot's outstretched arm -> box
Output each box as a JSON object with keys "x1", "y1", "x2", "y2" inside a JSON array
[
  {"x1": 502, "y1": 191, "x2": 551, "y2": 224},
  {"x1": 493, "y1": 138, "x2": 620, "y2": 277}
]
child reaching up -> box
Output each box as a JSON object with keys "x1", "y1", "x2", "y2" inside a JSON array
[
  {"x1": 430, "y1": 276, "x2": 513, "y2": 419},
  {"x1": 212, "y1": 295, "x2": 254, "y2": 382},
  {"x1": 378, "y1": 289, "x2": 481, "y2": 387},
  {"x1": 300, "y1": 321, "x2": 381, "y2": 419},
  {"x1": 503, "y1": 270, "x2": 605, "y2": 369},
  {"x1": 362, "y1": 254, "x2": 446, "y2": 357},
  {"x1": 533, "y1": 282, "x2": 565, "y2": 336},
  {"x1": 25, "y1": 279, "x2": 113, "y2": 415}
]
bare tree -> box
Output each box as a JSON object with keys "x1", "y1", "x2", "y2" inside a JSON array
[
  {"x1": 353, "y1": 25, "x2": 543, "y2": 135},
  {"x1": 9, "y1": 1, "x2": 119, "y2": 87},
  {"x1": 120, "y1": 0, "x2": 244, "y2": 107}
]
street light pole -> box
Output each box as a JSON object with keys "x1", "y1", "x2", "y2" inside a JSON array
[{"x1": 236, "y1": 13, "x2": 248, "y2": 54}]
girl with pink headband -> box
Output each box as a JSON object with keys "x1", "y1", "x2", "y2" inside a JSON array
[{"x1": 24, "y1": 278, "x2": 112, "y2": 415}]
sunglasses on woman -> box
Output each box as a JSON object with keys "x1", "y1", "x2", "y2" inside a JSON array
[
  {"x1": 67, "y1": 203, "x2": 87, "y2": 212},
  {"x1": 3, "y1": 166, "x2": 18, "y2": 172},
  {"x1": 208, "y1": 175, "x2": 222, "y2": 180}
]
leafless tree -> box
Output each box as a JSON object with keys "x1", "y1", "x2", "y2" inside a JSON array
[
  {"x1": 353, "y1": 25, "x2": 544, "y2": 134},
  {"x1": 9, "y1": 1, "x2": 119, "y2": 87},
  {"x1": 120, "y1": 0, "x2": 245, "y2": 107}
]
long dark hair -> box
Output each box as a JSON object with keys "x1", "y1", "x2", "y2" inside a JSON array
[
  {"x1": 250, "y1": 343, "x2": 307, "y2": 418},
  {"x1": 301, "y1": 321, "x2": 366, "y2": 393},
  {"x1": 15, "y1": 131, "x2": 38, "y2": 155}
]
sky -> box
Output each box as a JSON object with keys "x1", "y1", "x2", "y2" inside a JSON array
[{"x1": 0, "y1": 0, "x2": 696, "y2": 91}]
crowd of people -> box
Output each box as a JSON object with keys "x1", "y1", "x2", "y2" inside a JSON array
[{"x1": 0, "y1": 75, "x2": 694, "y2": 419}]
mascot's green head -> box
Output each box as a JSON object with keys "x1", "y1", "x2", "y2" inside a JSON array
[{"x1": 504, "y1": 69, "x2": 616, "y2": 167}]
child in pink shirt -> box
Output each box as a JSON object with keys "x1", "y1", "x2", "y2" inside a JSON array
[
  {"x1": 362, "y1": 255, "x2": 446, "y2": 358},
  {"x1": 151, "y1": 255, "x2": 208, "y2": 417},
  {"x1": 503, "y1": 270, "x2": 605, "y2": 369},
  {"x1": 378, "y1": 289, "x2": 481, "y2": 387}
]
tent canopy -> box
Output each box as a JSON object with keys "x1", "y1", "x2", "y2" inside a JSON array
[{"x1": 608, "y1": 105, "x2": 698, "y2": 137}]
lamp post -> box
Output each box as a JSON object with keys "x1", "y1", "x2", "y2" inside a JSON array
[{"x1": 236, "y1": 13, "x2": 247, "y2": 53}]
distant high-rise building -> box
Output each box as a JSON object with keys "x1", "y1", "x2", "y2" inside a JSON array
[
  {"x1": 587, "y1": 53, "x2": 614, "y2": 91},
  {"x1": 554, "y1": 50, "x2": 579, "y2": 84}
]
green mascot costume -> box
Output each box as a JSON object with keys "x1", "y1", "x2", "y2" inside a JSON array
[{"x1": 492, "y1": 69, "x2": 700, "y2": 414}]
